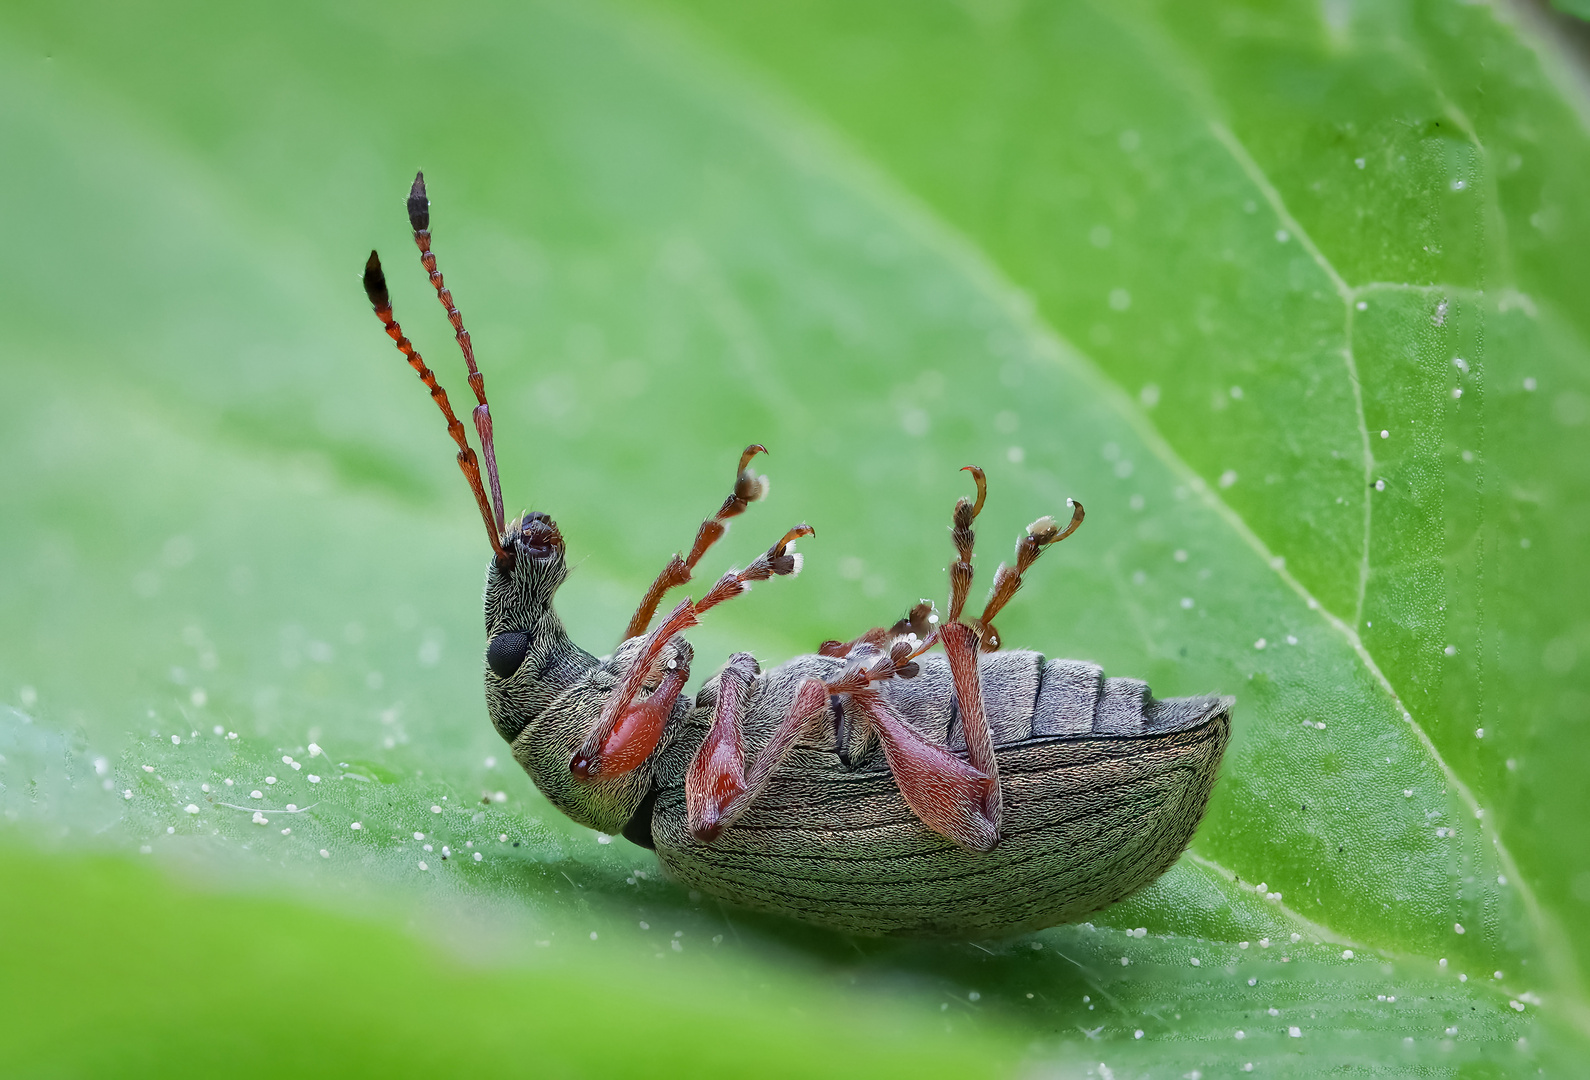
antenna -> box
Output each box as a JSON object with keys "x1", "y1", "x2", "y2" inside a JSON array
[
  {"x1": 362, "y1": 250, "x2": 511, "y2": 565},
  {"x1": 407, "y1": 172, "x2": 505, "y2": 535}
]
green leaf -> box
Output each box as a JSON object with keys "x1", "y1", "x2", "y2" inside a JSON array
[
  {"x1": 1550, "y1": 1, "x2": 1590, "y2": 24},
  {"x1": 1, "y1": 0, "x2": 1585, "y2": 1073}
]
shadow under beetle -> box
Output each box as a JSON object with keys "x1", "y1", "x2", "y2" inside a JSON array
[{"x1": 361, "y1": 172, "x2": 1232, "y2": 938}]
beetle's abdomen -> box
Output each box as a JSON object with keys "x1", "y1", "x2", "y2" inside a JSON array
[
  {"x1": 650, "y1": 652, "x2": 1231, "y2": 938},
  {"x1": 880, "y1": 652, "x2": 1227, "y2": 756}
]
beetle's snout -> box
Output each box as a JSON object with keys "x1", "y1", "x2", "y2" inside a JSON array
[{"x1": 511, "y1": 511, "x2": 564, "y2": 561}]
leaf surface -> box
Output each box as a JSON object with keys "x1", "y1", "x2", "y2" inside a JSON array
[{"x1": 1, "y1": 0, "x2": 1586, "y2": 1073}]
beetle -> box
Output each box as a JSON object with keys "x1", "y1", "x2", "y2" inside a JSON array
[{"x1": 361, "y1": 172, "x2": 1231, "y2": 938}]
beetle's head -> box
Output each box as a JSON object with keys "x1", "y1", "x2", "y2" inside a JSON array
[
  {"x1": 481, "y1": 508, "x2": 601, "y2": 752},
  {"x1": 483, "y1": 511, "x2": 567, "y2": 637}
]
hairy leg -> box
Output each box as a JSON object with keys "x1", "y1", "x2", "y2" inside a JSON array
[
  {"x1": 972, "y1": 499, "x2": 1084, "y2": 651},
  {"x1": 820, "y1": 467, "x2": 1080, "y2": 850},
  {"x1": 625, "y1": 445, "x2": 770, "y2": 640},
  {"x1": 684, "y1": 467, "x2": 1082, "y2": 850},
  {"x1": 686, "y1": 658, "x2": 833, "y2": 841},
  {"x1": 848, "y1": 687, "x2": 998, "y2": 852},
  {"x1": 571, "y1": 524, "x2": 811, "y2": 781},
  {"x1": 818, "y1": 600, "x2": 937, "y2": 659},
  {"x1": 683, "y1": 642, "x2": 998, "y2": 851}
]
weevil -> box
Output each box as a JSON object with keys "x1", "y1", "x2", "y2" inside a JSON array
[{"x1": 361, "y1": 172, "x2": 1231, "y2": 937}]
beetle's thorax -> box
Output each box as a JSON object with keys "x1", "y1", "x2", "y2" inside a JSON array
[{"x1": 483, "y1": 512, "x2": 681, "y2": 834}]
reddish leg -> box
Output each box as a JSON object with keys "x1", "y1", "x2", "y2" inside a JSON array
[
  {"x1": 817, "y1": 468, "x2": 1082, "y2": 850},
  {"x1": 813, "y1": 469, "x2": 998, "y2": 849},
  {"x1": 818, "y1": 600, "x2": 937, "y2": 659},
  {"x1": 572, "y1": 525, "x2": 812, "y2": 781},
  {"x1": 682, "y1": 646, "x2": 998, "y2": 850},
  {"x1": 686, "y1": 659, "x2": 832, "y2": 841},
  {"x1": 972, "y1": 499, "x2": 1084, "y2": 651},
  {"x1": 625, "y1": 445, "x2": 771, "y2": 640},
  {"x1": 848, "y1": 688, "x2": 998, "y2": 852}
]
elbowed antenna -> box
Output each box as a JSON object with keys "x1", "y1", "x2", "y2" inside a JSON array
[
  {"x1": 362, "y1": 250, "x2": 511, "y2": 566},
  {"x1": 408, "y1": 171, "x2": 505, "y2": 535}
]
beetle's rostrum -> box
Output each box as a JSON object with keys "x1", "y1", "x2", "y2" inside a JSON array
[{"x1": 362, "y1": 172, "x2": 1232, "y2": 938}]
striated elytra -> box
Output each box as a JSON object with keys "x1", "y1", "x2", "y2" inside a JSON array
[
  {"x1": 643, "y1": 653, "x2": 1230, "y2": 937},
  {"x1": 362, "y1": 172, "x2": 1231, "y2": 938}
]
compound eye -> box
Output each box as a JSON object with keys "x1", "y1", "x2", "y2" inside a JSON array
[{"x1": 486, "y1": 632, "x2": 530, "y2": 680}]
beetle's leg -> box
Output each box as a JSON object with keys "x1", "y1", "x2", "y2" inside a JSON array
[
  {"x1": 624, "y1": 445, "x2": 770, "y2": 639},
  {"x1": 692, "y1": 524, "x2": 813, "y2": 615},
  {"x1": 572, "y1": 525, "x2": 812, "y2": 781},
  {"x1": 836, "y1": 465, "x2": 1002, "y2": 848},
  {"x1": 571, "y1": 599, "x2": 697, "y2": 780},
  {"x1": 937, "y1": 619, "x2": 1001, "y2": 832},
  {"x1": 972, "y1": 500, "x2": 1085, "y2": 651},
  {"x1": 846, "y1": 686, "x2": 998, "y2": 852},
  {"x1": 687, "y1": 657, "x2": 832, "y2": 841},
  {"x1": 818, "y1": 601, "x2": 937, "y2": 659},
  {"x1": 946, "y1": 465, "x2": 987, "y2": 623}
]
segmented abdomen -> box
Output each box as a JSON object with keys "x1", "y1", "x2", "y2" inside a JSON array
[
  {"x1": 879, "y1": 651, "x2": 1228, "y2": 751},
  {"x1": 648, "y1": 650, "x2": 1232, "y2": 937}
]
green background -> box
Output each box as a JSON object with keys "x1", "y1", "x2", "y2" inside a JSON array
[{"x1": 2, "y1": 0, "x2": 1588, "y2": 1074}]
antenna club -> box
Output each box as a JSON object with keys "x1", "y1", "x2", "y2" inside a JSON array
[
  {"x1": 363, "y1": 250, "x2": 390, "y2": 309},
  {"x1": 407, "y1": 171, "x2": 430, "y2": 232}
]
